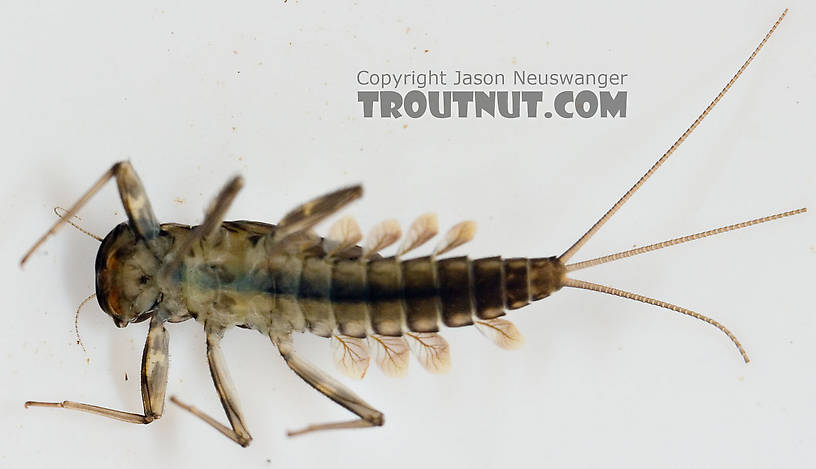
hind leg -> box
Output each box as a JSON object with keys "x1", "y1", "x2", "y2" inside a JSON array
[{"x1": 275, "y1": 336, "x2": 384, "y2": 437}]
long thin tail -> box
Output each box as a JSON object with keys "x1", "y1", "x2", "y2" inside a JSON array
[
  {"x1": 560, "y1": 207, "x2": 805, "y2": 363},
  {"x1": 566, "y1": 208, "x2": 806, "y2": 272},
  {"x1": 553, "y1": 10, "x2": 800, "y2": 363},
  {"x1": 559, "y1": 8, "x2": 788, "y2": 264},
  {"x1": 562, "y1": 278, "x2": 751, "y2": 363}
]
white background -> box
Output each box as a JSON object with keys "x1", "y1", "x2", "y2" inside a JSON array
[{"x1": 2, "y1": 1, "x2": 814, "y2": 468}]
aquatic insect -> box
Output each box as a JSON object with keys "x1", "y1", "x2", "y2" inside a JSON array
[{"x1": 20, "y1": 10, "x2": 804, "y2": 447}]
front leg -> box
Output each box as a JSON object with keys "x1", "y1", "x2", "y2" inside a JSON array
[
  {"x1": 25, "y1": 316, "x2": 169, "y2": 424},
  {"x1": 169, "y1": 328, "x2": 253, "y2": 447},
  {"x1": 22, "y1": 161, "x2": 161, "y2": 266}
]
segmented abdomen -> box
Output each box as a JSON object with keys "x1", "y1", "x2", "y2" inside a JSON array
[{"x1": 300, "y1": 255, "x2": 566, "y2": 338}]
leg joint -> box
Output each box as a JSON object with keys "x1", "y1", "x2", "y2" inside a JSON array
[{"x1": 367, "y1": 411, "x2": 385, "y2": 427}]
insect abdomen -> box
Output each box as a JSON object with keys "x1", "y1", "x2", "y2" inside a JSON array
[{"x1": 304, "y1": 255, "x2": 566, "y2": 338}]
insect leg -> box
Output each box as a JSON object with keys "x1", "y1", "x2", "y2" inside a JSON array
[
  {"x1": 276, "y1": 336, "x2": 384, "y2": 437},
  {"x1": 25, "y1": 316, "x2": 169, "y2": 424},
  {"x1": 22, "y1": 161, "x2": 161, "y2": 265},
  {"x1": 169, "y1": 329, "x2": 253, "y2": 447},
  {"x1": 273, "y1": 185, "x2": 363, "y2": 242},
  {"x1": 158, "y1": 175, "x2": 244, "y2": 283}
]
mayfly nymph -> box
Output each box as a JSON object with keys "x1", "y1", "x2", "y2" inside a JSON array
[{"x1": 21, "y1": 10, "x2": 804, "y2": 447}]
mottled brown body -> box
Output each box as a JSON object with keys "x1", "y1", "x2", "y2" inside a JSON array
[
  {"x1": 140, "y1": 220, "x2": 566, "y2": 340},
  {"x1": 23, "y1": 10, "x2": 796, "y2": 446}
]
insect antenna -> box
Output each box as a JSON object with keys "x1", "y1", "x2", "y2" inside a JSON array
[
  {"x1": 559, "y1": 9, "x2": 788, "y2": 264},
  {"x1": 565, "y1": 208, "x2": 806, "y2": 272},
  {"x1": 54, "y1": 207, "x2": 103, "y2": 241},
  {"x1": 561, "y1": 278, "x2": 750, "y2": 363},
  {"x1": 35, "y1": 206, "x2": 102, "y2": 355},
  {"x1": 75, "y1": 293, "x2": 97, "y2": 354}
]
